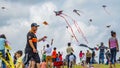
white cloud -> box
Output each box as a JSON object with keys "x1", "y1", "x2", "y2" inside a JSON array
[{"x1": 0, "y1": 0, "x2": 120, "y2": 63}]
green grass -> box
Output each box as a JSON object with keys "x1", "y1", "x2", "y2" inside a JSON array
[{"x1": 62, "y1": 64, "x2": 120, "y2": 68}]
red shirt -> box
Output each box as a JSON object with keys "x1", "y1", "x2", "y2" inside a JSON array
[{"x1": 59, "y1": 54, "x2": 62, "y2": 61}]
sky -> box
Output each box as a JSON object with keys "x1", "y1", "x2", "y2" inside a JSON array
[{"x1": 0, "y1": 0, "x2": 120, "y2": 63}]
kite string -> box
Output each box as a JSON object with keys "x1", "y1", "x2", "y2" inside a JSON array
[
  {"x1": 59, "y1": 15, "x2": 79, "y2": 42},
  {"x1": 62, "y1": 13, "x2": 88, "y2": 43}
]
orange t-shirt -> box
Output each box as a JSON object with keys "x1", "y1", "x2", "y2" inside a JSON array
[{"x1": 52, "y1": 50, "x2": 57, "y2": 58}]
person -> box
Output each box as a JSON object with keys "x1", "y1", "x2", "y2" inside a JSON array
[
  {"x1": 40, "y1": 60, "x2": 47, "y2": 68},
  {"x1": 86, "y1": 50, "x2": 92, "y2": 64},
  {"x1": 15, "y1": 50, "x2": 23, "y2": 68},
  {"x1": 0, "y1": 34, "x2": 8, "y2": 68},
  {"x1": 105, "y1": 49, "x2": 111, "y2": 65},
  {"x1": 42, "y1": 52, "x2": 46, "y2": 62},
  {"x1": 52, "y1": 47, "x2": 57, "y2": 62},
  {"x1": 79, "y1": 51, "x2": 83, "y2": 63},
  {"x1": 45, "y1": 44, "x2": 53, "y2": 68},
  {"x1": 91, "y1": 50, "x2": 95, "y2": 64},
  {"x1": 109, "y1": 31, "x2": 119, "y2": 68},
  {"x1": 13, "y1": 53, "x2": 17, "y2": 64},
  {"x1": 69, "y1": 53, "x2": 76, "y2": 68},
  {"x1": 99, "y1": 42, "x2": 107, "y2": 64},
  {"x1": 42, "y1": 46, "x2": 46, "y2": 61},
  {"x1": 56, "y1": 54, "x2": 60, "y2": 62},
  {"x1": 23, "y1": 23, "x2": 47, "y2": 68},
  {"x1": 58, "y1": 51, "x2": 63, "y2": 61},
  {"x1": 66, "y1": 42, "x2": 74, "y2": 68}
]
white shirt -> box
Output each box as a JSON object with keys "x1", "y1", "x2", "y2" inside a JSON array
[{"x1": 45, "y1": 46, "x2": 52, "y2": 56}]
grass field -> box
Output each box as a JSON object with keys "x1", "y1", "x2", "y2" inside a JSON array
[{"x1": 61, "y1": 64, "x2": 120, "y2": 68}]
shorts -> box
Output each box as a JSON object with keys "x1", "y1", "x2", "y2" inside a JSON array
[
  {"x1": 23, "y1": 52, "x2": 40, "y2": 65},
  {"x1": 52, "y1": 58, "x2": 56, "y2": 62}
]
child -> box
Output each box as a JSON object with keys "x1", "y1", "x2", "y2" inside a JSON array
[
  {"x1": 42, "y1": 52, "x2": 46, "y2": 61},
  {"x1": 56, "y1": 54, "x2": 60, "y2": 62},
  {"x1": 40, "y1": 60, "x2": 46, "y2": 68},
  {"x1": 0, "y1": 34, "x2": 8, "y2": 68},
  {"x1": 109, "y1": 31, "x2": 119, "y2": 68},
  {"x1": 15, "y1": 50, "x2": 23, "y2": 68},
  {"x1": 79, "y1": 51, "x2": 83, "y2": 63},
  {"x1": 52, "y1": 47, "x2": 57, "y2": 62},
  {"x1": 58, "y1": 51, "x2": 63, "y2": 61},
  {"x1": 105, "y1": 49, "x2": 111, "y2": 65}
]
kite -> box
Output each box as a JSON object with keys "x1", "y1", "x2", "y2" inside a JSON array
[
  {"x1": 43, "y1": 21, "x2": 48, "y2": 25},
  {"x1": 51, "y1": 38, "x2": 54, "y2": 45},
  {"x1": 106, "y1": 25, "x2": 111, "y2": 28},
  {"x1": 54, "y1": 10, "x2": 88, "y2": 43},
  {"x1": 79, "y1": 44, "x2": 99, "y2": 51},
  {"x1": 1, "y1": 6, "x2": 6, "y2": 9},
  {"x1": 88, "y1": 19, "x2": 92, "y2": 25},
  {"x1": 73, "y1": 9, "x2": 81, "y2": 16},
  {"x1": 102, "y1": 5, "x2": 111, "y2": 15}
]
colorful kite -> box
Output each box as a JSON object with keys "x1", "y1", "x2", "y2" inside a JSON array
[
  {"x1": 54, "y1": 10, "x2": 88, "y2": 43},
  {"x1": 102, "y1": 5, "x2": 111, "y2": 15}
]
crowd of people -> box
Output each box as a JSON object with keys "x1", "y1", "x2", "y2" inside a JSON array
[{"x1": 0, "y1": 23, "x2": 119, "y2": 68}]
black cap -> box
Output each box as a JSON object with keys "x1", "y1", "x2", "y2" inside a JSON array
[{"x1": 31, "y1": 23, "x2": 39, "y2": 27}]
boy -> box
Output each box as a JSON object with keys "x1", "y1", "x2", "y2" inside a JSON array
[
  {"x1": 15, "y1": 50, "x2": 23, "y2": 68},
  {"x1": 52, "y1": 47, "x2": 57, "y2": 62}
]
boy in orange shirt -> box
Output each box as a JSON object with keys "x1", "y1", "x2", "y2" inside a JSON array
[{"x1": 52, "y1": 47, "x2": 57, "y2": 62}]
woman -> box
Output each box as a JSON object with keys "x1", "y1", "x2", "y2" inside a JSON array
[{"x1": 109, "y1": 31, "x2": 119, "y2": 68}]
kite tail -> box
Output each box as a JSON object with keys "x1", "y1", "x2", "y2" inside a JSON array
[
  {"x1": 104, "y1": 8, "x2": 111, "y2": 15},
  {"x1": 74, "y1": 20, "x2": 88, "y2": 43},
  {"x1": 62, "y1": 13, "x2": 88, "y2": 43},
  {"x1": 59, "y1": 15, "x2": 79, "y2": 42}
]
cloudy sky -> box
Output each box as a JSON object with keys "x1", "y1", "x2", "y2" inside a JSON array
[{"x1": 0, "y1": 0, "x2": 120, "y2": 63}]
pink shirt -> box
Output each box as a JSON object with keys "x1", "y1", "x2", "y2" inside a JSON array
[
  {"x1": 79, "y1": 52, "x2": 83, "y2": 58},
  {"x1": 40, "y1": 62, "x2": 46, "y2": 68},
  {"x1": 109, "y1": 37, "x2": 117, "y2": 49}
]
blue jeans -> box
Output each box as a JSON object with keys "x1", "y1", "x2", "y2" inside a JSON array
[
  {"x1": 66, "y1": 54, "x2": 70, "y2": 68},
  {"x1": 0, "y1": 50, "x2": 6, "y2": 68},
  {"x1": 91, "y1": 56, "x2": 95, "y2": 64},
  {"x1": 110, "y1": 47, "x2": 117, "y2": 64},
  {"x1": 99, "y1": 52, "x2": 104, "y2": 64}
]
